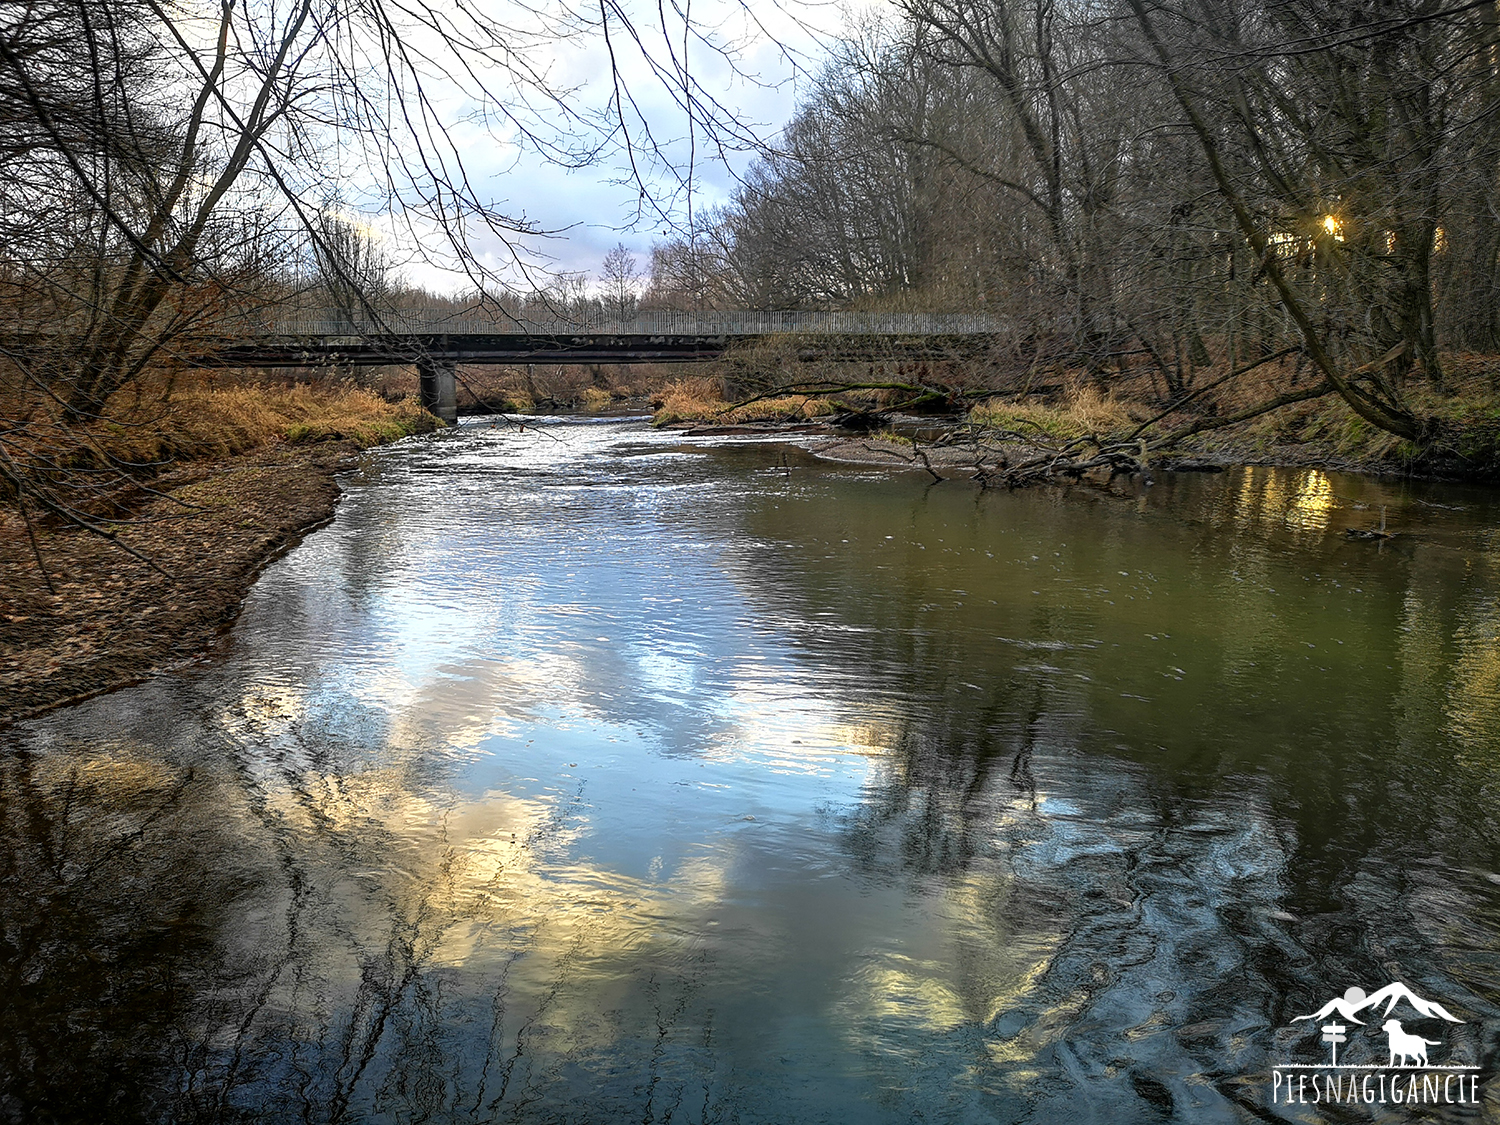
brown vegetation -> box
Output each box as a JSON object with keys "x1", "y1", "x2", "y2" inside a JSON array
[
  {"x1": 1, "y1": 371, "x2": 439, "y2": 527},
  {"x1": 636, "y1": 0, "x2": 1500, "y2": 472},
  {"x1": 652, "y1": 342, "x2": 1500, "y2": 482},
  {"x1": 0, "y1": 440, "x2": 368, "y2": 722},
  {"x1": 0, "y1": 377, "x2": 442, "y2": 723}
]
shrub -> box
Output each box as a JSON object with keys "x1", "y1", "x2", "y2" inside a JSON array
[{"x1": 579, "y1": 386, "x2": 613, "y2": 412}]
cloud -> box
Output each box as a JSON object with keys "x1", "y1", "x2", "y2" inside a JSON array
[{"x1": 369, "y1": 0, "x2": 870, "y2": 293}]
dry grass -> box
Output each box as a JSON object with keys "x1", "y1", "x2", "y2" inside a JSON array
[
  {"x1": 494, "y1": 388, "x2": 536, "y2": 414},
  {"x1": 101, "y1": 381, "x2": 440, "y2": 462},
  {"x1": 1198, "y1": 380, "x2": 1500, "y2": 468},
  {"x1": 650, "y1": 377, "x2": 728, "y2": 425},
  {"x1": 651, "y1": 377, "x2": 838, "y2": 425},
  {"x1": 968, "y1": 384, "x2": 1141, "y2": 440},
  {"x1": 720, "y1": 395, "x2": 835, "y2": 423},
  {"x1": 578, "y1": 386, "x2": 613, "y2": 412},
  {"x1": 3, "y1": 378, "x2": 440, "y2": 508}
]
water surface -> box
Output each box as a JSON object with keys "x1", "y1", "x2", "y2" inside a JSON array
[{"x1": 4, "y1": 418, "x2": 1500, "y2": 1123}]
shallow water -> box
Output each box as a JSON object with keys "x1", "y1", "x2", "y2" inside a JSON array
[{"x1": 4, "y1": 418, "x2": 1500, "y2": 1123}]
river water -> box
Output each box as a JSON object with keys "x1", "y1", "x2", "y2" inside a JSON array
[{"x1": 3, "y1": 417, "x2": 1500, "y2": 1123}]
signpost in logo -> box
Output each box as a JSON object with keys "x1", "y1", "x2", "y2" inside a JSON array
[
  {"x1": 1272, "y1": 982, "x2": 1480, "y2": 1107},
  {"x1": 1322, "y1": 1021, "x2": 1346, "y2": 1067}
]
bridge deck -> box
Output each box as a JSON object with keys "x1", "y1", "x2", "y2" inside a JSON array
[
  {"x1": 228, "y1": 310, "x2": 1007, "y2": 338},
  {"x1": 8, "y1": 311, "x2": 1007, "y2": 367},
  {"x1": 196, "y1": 330, "x2": 1001, "y2": 367}
]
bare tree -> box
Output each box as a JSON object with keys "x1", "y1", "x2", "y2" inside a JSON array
[
  {"x1": 651, "y1": 0, "x2": 1500, "y2": 466},
  {"x1": 599, "y1": 243, "x2": 640, "y2": 321},
  {"x1": 642, "y1": 238, "x2": 725, "y2": 310},
  {"x1": 1125, "y1": 0, "x2": 1500, "y2": 442},
  {"x1": 0, "y1": 0, "x2": 773, "y2": 538},
  {"x1": 312, "y1": 211, "x2": 395, "y2": 332}
]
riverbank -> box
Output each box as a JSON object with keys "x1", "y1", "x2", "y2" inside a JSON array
[
  {"x1": 659, "y1": 410, "x2": 1404, "y2": 481},
  {"x1": 0, "y1": 385, "x2": 440, "y2": 724},
  {"x1": 652, "y1": 360, "x2": 1500, "y2": 483},
  {"x1": 4, "y1": 365, "x2": 1491, "y2": 726},
  {"x1": 791, "y1": 430, "x2": 1376, "y2": 479}
]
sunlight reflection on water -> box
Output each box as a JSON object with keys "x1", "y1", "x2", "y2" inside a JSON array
[{"x1": 4, "y1": 418, "x2": 1500, "y2": 1122}]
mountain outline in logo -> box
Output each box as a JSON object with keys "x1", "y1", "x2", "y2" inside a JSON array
[
  {"x1": 1291, "y1": 982, "x2": 1463, "y2": 1027},
  {"x1": 1272, "y1": 979, "x2": 1482, "y2": 1107}
]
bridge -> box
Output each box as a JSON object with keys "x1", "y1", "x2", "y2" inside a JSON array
[{"x1": 191, "y1": 310, "x2": 1008, "y2": 423}]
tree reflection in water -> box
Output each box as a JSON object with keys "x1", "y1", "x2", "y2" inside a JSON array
[
  {"x1": 0, "y1": 746, "x2": 247, "y2": 1122},
  {"x1": 3, "y1": 426, "x2": 1500, "y2": 1123}
]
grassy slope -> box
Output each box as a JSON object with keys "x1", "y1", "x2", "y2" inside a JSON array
[
  {"x1": 0, "y1": 381, "x2": 443, "y2": 721},
  {"x1": 68, "y1": 381, "x2": 442, "y2": 463}
]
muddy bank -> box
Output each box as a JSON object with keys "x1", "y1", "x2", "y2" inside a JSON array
[
  {"x1": 666, "y1": 418, "x2": 1454, "y2": 482},
  {"x1": 0, "y1": 439, "x2": 413, "y2": 724},
  {"x1": 797, "y1": 432, "x2": 1369, "y2": 476}
]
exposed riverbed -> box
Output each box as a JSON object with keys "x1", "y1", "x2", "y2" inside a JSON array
[{"x1": 3, "y1": 416, "x2": 1499, "y2": 1123}]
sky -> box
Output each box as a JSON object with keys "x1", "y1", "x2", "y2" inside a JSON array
[{"x1": 375, "y1": 0, "x2": 861, "y2": 295}]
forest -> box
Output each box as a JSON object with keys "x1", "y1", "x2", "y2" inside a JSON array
[{"x1": 638, "y1": 0, "x2": 1500, "y2": 466}]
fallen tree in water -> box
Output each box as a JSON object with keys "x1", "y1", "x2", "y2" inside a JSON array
[{"x1": 657, "y1": 343, "x2": 1500, "y2": 485}]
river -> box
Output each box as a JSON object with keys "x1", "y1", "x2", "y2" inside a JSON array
[{"x1": 3, "y1": 417, "x2": 1499, "y2": 1123}]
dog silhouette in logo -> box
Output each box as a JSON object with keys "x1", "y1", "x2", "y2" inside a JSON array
[{"x1": 1382, "y1": 1019, "x2": 1441, "y2": 1067}]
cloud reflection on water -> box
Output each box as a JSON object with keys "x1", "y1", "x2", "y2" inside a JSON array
[{"x1": 3, "y1": 421, "x2": 1500, "y2": 1122}]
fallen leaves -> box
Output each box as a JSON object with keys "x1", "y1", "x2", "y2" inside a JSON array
[{"x1": 0, "y1": 441, "x2": 368, "y2": 723}]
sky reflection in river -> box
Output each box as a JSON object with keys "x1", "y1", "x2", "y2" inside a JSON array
[{"x1": 4, "y1": 418, "x2": 1500, "y2": 1123}]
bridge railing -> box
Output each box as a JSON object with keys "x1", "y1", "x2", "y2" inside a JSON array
[{"x1": 230, "y1": 310, "x2": 1010, "y2": 337}]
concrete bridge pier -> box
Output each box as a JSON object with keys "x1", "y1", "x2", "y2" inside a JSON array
[{"x1": 417, "y1": 358, "x2": 458, "y2": 425}]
